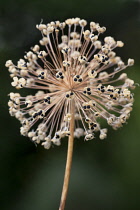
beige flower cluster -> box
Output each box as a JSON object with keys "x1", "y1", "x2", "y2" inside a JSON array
[{"x1": 6, "y1": 18, "x2": 135, "y2": 149}]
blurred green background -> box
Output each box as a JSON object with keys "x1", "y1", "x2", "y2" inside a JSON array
[{"x1": 0, "y1": 0, "x2": 140, "y2": 209}]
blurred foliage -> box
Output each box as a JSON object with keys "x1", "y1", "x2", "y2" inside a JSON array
[{"x1": 0, "y1": 0, "x2": 140, "y2": 209}]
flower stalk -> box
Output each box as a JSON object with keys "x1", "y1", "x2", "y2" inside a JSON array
[
  {"x1": 59, "y1": 99, "x2": 75, "y2": 210},
  {"x1": 6, "y1": 18, "x2": 135, "y2": 209}
]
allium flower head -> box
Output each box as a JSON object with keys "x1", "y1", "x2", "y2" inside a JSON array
[{"x1": 6, "y1": 18, "x2": 135, "y2": 149}]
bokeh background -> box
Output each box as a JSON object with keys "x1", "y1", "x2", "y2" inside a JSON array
[{"x1": 0, "y1": 0, "x2": 140, "y2": 209}]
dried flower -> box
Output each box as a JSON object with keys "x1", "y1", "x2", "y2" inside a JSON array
[{"x1": 6, "y1": 18, "x2": 135, "y2": 149}]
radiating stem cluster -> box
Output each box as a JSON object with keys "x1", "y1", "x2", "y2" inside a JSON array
[{"x1": 6, "y1": 17, "x2": 135, "y2": 209}]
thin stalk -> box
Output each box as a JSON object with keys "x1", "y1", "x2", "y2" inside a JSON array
[{"x1": 59, "y1": 99, "x2": 75, "y2": 210}]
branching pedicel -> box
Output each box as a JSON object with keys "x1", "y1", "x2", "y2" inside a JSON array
[{"x1": 6, "y1": 18, "x2": 135, "y2": 210}]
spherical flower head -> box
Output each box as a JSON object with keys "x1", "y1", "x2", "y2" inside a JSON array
[{"x1": 6, "y1": 18, "x2": 135, "y2": 149}]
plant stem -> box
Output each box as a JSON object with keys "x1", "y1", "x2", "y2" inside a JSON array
[{"x1": 59, "y1": 100, "x2": 75, "y2": 210}]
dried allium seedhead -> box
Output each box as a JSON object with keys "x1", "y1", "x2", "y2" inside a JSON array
[{"x1": 6, "y1": 18, "x2": 135, "y2": 149}]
